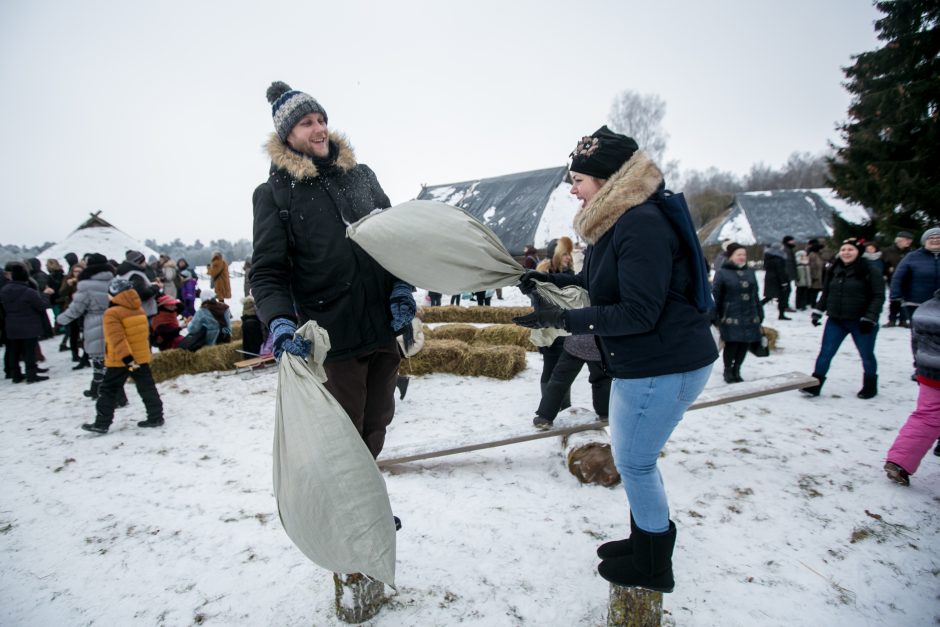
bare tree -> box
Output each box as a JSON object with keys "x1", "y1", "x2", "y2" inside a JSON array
[{"x1": 608, "y1": 90, "x2": 669, "y2": 165}]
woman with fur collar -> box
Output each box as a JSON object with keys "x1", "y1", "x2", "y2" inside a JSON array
[
  {"x1": 250, "y1": 81, "x2": 415, "y2": 460},
  {"x1": 514, "y1": 126, "x2": 717, "y2": 593}
]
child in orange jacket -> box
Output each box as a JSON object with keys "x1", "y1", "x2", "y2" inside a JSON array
[{"x1": 81, "y1": 278, "x2": 164, "y2": 434}]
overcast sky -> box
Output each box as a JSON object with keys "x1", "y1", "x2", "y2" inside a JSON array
[{"x1": 0, "y1": 0, "x2": 880, "y2": 247}]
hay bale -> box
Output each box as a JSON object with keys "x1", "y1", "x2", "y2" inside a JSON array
[
  {"x1": 762, "y1": 325, "x2": 779, "y2": 351},
  {"x1": 150, "y1": 340, "x2": 244, "y2": 383},
  {"x1": 425, "y1": 323, "x2": 480, "y2": 344},
  {"x1": 398, "y1": 339, "x2": 469, "y2": 376},
  {"x1": 230, "y1": 319, "x2": 242, "y2": 341},
  {"x1": 420, "y1": 305, "x2": 533, "y2": 324},
  {"x1": 457, "y1": 344, "x2": 526, "y2": 380},
  {"x1": 398, "y1": 340, "x2": 525, "y2": 379},
  {"x1": 472, "y1": 324, "x2": 537, "y2": 351}
]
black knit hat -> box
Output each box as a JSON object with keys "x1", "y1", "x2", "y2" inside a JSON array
[
  {"x1": 267, "y1": 81, "x2": 328, "y2": 142},
  {"x1": 7, "y1": 262, "x2": 29, "y2": 282},
  {"x1": 125, "y1": 250, "x2": 145, "y2": 265},
  {"x1": 569, "y1": 125, "x2": 639, "y2": 179},
  {"x1": 725, "y1": 242, "x2": 745, "y2": 257},
  {"x1": 86, "y1": 253, "x2": 109, "y2": 267}
]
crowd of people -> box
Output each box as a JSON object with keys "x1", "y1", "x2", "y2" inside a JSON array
[{"x1": 1, "y1": 249, "x2": 248, "y2": 434}]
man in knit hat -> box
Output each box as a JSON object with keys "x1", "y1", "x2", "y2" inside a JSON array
[
  {"x1": 251, "y1": 81, "x2": 415, "y2": 465},
  {"x1": 883, "y1": 230, "x2": 916, "y2": 327}
]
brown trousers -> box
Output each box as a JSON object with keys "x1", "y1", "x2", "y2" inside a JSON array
[{"x1": 324, "y1": 340, "x2": 401, "y2": 458}]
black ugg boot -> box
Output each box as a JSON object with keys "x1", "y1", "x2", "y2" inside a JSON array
[
  {"x1": 396, "y1": 376, "x2": 409, "y2": 400},
  {"x1": 800, "y1": 373, "x2": 825, "y2": 396},
  {"x1": 723, "y1": 369, "x2": 735, "y2": 384},
  {"x1": 598, "y1": 520, "x2": 676, "y2": 593},
  {"x1": 81, "y1": 419, "x2": 110, "y2": 434},
  {"x1": 597, "y1": 514, "x2": 638, "y2": 559},
  {"x1": 83, "y1": 381, "x2": 100, "y2": 400},
  {"x1": 857, "y1": 374, "x2": 877, "y2": 399}
]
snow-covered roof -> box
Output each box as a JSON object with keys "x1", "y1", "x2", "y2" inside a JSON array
[
  {"x1": 702, "y1": 188, "x2": 873, "y2": 246},
  {"x1": 37, "y1": 213, "x2": 160, "y2": 265},
  {"x1": 416, "y1": 166, "x2": 581, "y2": 256}
]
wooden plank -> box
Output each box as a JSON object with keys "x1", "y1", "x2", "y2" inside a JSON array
[{"x1": 377, "y1": 372, "x2": 818, "y2": 468}]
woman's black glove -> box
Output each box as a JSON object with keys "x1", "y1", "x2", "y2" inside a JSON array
[
  {"x1": 518, "y1": 270, "x2": 551, "y2": 295},
  {"x1": 811, "y1": 311, "x2": 823, "y2": 327},
  {"x1": 512, "y1": 294, "x2": 568, "y2": 330}
]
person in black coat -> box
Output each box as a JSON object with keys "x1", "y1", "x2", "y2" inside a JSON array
[
  {"x1": 712, "y1": 243, "x2": 764, "y2": 383},
  {"x1": 0, "y1": 263, "x2": 50, "y2": 383},
  {"x1": 251, "y1": 81, "x2": 414, "y2": 460},
  {"x1": 802, "y1": 238, "x2": 885, "y2": 399},
  {"x1": 762, "y1": 242, "x2": 792, "y2": 320},
  {"x1": 514, "y1": 126, "x2": 717, "y2": 594}
]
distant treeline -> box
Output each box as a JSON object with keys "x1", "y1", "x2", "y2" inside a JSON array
[{"x1": 0, "y1": 238, "x2": 253, "y2": 267}]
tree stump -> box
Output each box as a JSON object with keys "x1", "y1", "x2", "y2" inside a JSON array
[
  {"x1": 563, "y1": 430, "x2": 621, "y2": 487},
  {"x1": 333, "y1": 572, "x2": 387, "y2": 623},
  {"x1": 608, "y1": 584, "x2": 663, "y2": 627}
]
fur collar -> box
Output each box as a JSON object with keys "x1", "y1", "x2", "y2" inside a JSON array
[
  {"x1": 264, "y1": 131, "x2": 358, "y2": 180},
  {"x1": 572, "y1": 151, "x2": 664, "y2": 244}
]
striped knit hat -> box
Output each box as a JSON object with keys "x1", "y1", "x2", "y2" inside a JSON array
[{"x1": 266, "y1": 81, "x2": 328, "y2": 142}]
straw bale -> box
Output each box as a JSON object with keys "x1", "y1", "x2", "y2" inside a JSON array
[
  {"x1": 457, "y1": 344, "x2": 526, "y2": 380},
  {"x1": 398, "y1": 339, "x2": 469, "y2": 376},
  {"x1": 420, "y1": 305, "x2": 532, "y2": 324},
  {"x1": 472, "y1": 324, "x2": 537, "y2": 351},
  {"x1": 150, "y1": 340, "x2": 243, "y2": 383},
  {"x1": 425, "y1": 323, "x2": 480, "y2": 344}
]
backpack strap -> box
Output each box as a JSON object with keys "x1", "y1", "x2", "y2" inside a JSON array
[{"x1": 267, "y1": 176, "x2": 296, "y2": 251}]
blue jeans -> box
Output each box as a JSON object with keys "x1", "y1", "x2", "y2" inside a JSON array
[
  {"x1": 813, "y1": 318, "x2": 878, "y2": 377},
  {"x1": 608, "y1": 364, "x2": 713, "y2": 533}
]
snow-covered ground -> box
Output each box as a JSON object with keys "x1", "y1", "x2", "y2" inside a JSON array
[{"x1": 1, "y1": 275, "x2": 938, "y2": 626}]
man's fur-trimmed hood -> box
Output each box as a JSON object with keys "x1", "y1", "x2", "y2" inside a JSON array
[
  {"x1": 572, "y1": 151, "x2": 664, "y2": 244},
  {"x1": 264, "y1": 131, "x2": 358, "y2": 180}
]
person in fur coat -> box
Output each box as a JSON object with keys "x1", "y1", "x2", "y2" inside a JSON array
[
  {"x1": 514, "y1": 126, "x2": 717, "y2": 593},
  {"x1": 250, "y1": 81, "x2": 414, "y2": 460},
  {"x1": 81, "y1": 278, "x2": 164, "y2": 434},
  {"x1": 56, "y1": 253, "x2": 115, "y2": 399},
  {"x1": 206, "y1": 251, "x2": 231, "y2": 302}
]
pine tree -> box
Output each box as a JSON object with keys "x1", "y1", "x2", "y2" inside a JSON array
[{"x1": 829, "y1": 1, "x2": 940, "y2": 235}]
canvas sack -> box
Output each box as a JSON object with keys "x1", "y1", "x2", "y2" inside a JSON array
[{"x1": 273, "y1": 321, "x2": 396, "y2": 586}]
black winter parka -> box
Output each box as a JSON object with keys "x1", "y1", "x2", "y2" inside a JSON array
[
  {"x1": 816, "y1": 257, "x2": 885, "y2": 321},
  {"x1": 250, "y1": 132, "x2": 396, "y2": 360}
]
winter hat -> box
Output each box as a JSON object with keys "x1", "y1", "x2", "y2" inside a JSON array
[
  {"x1": 725, "y1": 242, "x2": 745, "y2": 257},
  {"x1": 200, "y1": 288, "x2": 216, "y2": 301},
  {"x1": 125, "y1": 250, "x2": 146, "y2": 265},
  {"x1": 782, "y1": 235, "x2": 795, "y2": 247},
  {"x1": 64, "y1": 252, "x2": 79, "y2": 267},
  {"x1": 180, "y1": 269, "x2": 193, "y2": 279},
  {"x1": 569, "y1": 125, "x2": 639, "y2": 179},
  {"x1": 921, "y1": 227, "x2": 940, "y2": 245},
  {"x1": 108, "y1": 277, "x2": 135, "y2": 296},
  {"x1": 896, "y1": 231, "x2": 914, "y2": 240},
  {"x1": 85, "y1": 253, "x2": 109, "y2": 267},
  {"x1": 841, "y1": 237, "x2": 865, "y2": 254},
  {"x1": 267, "y1": 81, "x2": 328, "y2": 142},
  {"x1": 7, "y1": 262, "x2": 29, "y2": 282},
  {"x1": 157, "y1": 294, "x2": 181, "y2": 308}
]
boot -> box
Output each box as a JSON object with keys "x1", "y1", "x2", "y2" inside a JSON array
[
  {"x1": 598, "y1": 520, "x2": 676, "y2": 593},
  {"x1": 597, "y1": 514, "x2": 637, "y2": 559},
  {"x1": 83, "y1": 381, "x2": 100, "y2": 400},
  {"x1": 25, "y1": 375, "x2": 49, "y2": 384},
  {"x1": 137, "y1": 417, "x2": 164, "y2": 428},
  {"x1": 778, "y1": 313, "x2": 791, "y2": 320},
  {"x1": 857, "y1": 374, "x2": 877, "y2": 399},
  {"x1": 800, "y1": 373, "x2": 825, "y2": 396},
  {"x1": 72, "y1": 354, "x2": 90, "y2": 370},
  {"x1": 396, "y1": 376, "x2": 409, "y2": 400},
  {"x1": 883, "y1": 462, "x2": 910, "y2": 486},
  {"x1": 723, "y1": 369, "x2": 736, "y2": 384},
  {"x1": 934, "y1": 438, "x2": 940, "y2": 458},
  {"x1": 81, "y1": 419, "x2": 110, "y2": 434}
]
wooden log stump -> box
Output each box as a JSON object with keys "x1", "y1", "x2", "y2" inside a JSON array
[
  {"x1": 333, "y1": 572, "x2": 387, "y2": 623},
  {"x1": 563, "y1": 429, "x2": 621, "y2": 487},
  {"x1": 608, "y1": 584, "x2": 663, "y2": 627}
]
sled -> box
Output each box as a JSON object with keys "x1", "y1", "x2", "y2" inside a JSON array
[
  {"x1": 377, "y1": 371, "x2": 818, "y2": 468},
  {"x1": 233, "y1": 354, "x2": 276, "y2": 373}
]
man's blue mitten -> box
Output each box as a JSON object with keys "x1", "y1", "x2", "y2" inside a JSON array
[
  {"x1": 270, "y1": 317, "x2": 313, "y2": 362},
  {"x1": 390, "y1": 281, "x2": 417, "y2": 349}
]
